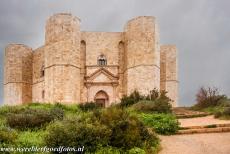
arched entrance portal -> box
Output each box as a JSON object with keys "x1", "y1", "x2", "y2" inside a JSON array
[{"x1": 94, "y1": 90, "x2": 109, "y2": 107}]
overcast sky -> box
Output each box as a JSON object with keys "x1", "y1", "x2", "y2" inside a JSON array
[{"x1": 0, "y1": 0, "x2": 230, "y2": 106}]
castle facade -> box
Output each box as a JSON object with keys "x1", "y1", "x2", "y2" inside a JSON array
[{"x1": 4, "y1": 13, "x2": 178, "y2": 106}]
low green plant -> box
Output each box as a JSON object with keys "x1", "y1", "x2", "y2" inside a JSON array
[
  {"x1": 214, "y1": 107, "x2": 230, "y2": 119},
  {"x1": 133, "y1": 99, "x2": 172, "y2": 114},
  {"x1": 95, "y1": 146, "x2": 122, "y2": 154},
  {"x1": 95, "y1": 107, "x2": 159, "y2": 151},
  {"x1": 79, "y1": 102, "x2": 101, "y2": 111},
  {"x1": 0, "y1": 126, "x2": 18, "y2": 145},
  {"x1": 128, "y1": 147, "x2": 146, "y2": 154},
  {"x1": 139, "y1": 113, "x2": 179, "y2": 135},
  {"x1": 45, "y1": 107, "x2": 159, "y2": 153},
  {"x1": 15, "y1": 130, "x2": 46, "y2": 147},
  {"x1": 120, "y1": 90, "x2": 143, "y2": 107},
  {"x1": 204, "y1": 124, "x2": 217, "y2": 128},
  {"x1": 45, "y1": 120, "x2": 111, "y2": 153},
  {"x1": 6, "y1": 107, "x2": 64, "y2": 130}
]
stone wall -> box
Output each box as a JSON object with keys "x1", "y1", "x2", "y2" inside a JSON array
[
  {"x1": 32, "y1": 46, "x2": 45, "y2": 102},
  {"x1": 4, "y1": 44, "x2": 33, "y2": 105},
  {"x1": 44, "y1": 13, "x2": 81, "y2": 104},
  {"x1": 45, "y1": 13, "x2": 80, "y2": 45},
  {"x1": 81, "y1": 32, "x2": 124, "y2": 103},
  {"x1": 124, "y1": 16, "x2": 160, "y2": 95},
  {"x1": 160, "y1": 45, "x2": 178, "y2": 106}
]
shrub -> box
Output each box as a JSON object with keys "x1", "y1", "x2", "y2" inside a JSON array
[
  {"x1": 215, "y1": 107, "x2": 230, "y2": 119},
  {"x1": 15, "y1": 130, "x2": 46, "y2": 147},
  {"x1": 120, "y1": 90, "x2": 143, "y2": 107},
  {"x1": 49, "y1": 106, "x2": 64, "y2": 120},
  {"x1": 96, "y1": 107, "x2": 159, "y2": 151},
  {"x1": 193, "y1": 87, "x2": 227, "y2": 109},
  {"x1": 45, "y1": 120, "x2": 111, "y2": 153},
  {"x1": 128, "y1": 147, "x2": 146, "y2": 154},
  {"x1": 0, "y1": 126, "x2": 18, "y2": 145},
  {"x1": 6, "y1": 108, "x2": 64, "y2": 130},
  {"x1": 79, "y1": 102, "x2": 101, "y2": 111},
  {"x1": 120, "y1": 89, "x2": 172, "y2": 110},
  {"x1": 139, "y1": 113, "x2": 179, "y2": 135},
  {"x1": 133, "y1": 99, "x2": 172, "y2": 114},
  {"x1": 95, "y1": 146, "x2": 122, "y2": 154},
  {"x1": 45, "y1": 107, "x2": 159, "y2": 153}
]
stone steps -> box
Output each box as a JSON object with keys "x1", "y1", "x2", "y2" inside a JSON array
[
  {"x1": 173, "y1": 107, "x2": 210, "y2": 119},
  {"x1": 178, "y1": 123, "x2": 230, "y2": 134},
  {"x1": 176, "y1": 113, "x2": 210, "y2": 119}
]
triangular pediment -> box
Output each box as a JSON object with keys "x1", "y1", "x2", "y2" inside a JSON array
[
  {"x1": 86, "y1": 68, "x2": 118, "y2": 83},
  {"x1": 92, "y1": 73, "x2": 112, "y2": 82}
]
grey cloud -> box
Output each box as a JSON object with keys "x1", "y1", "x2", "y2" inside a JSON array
[{"x1": 0, "y1": 0, "x2": 230, "y2": 106}]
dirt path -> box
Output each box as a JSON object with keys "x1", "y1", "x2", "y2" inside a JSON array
[
  {"x1": 179, "y1": 115, "x2": 230, "y2": 127},
  {"x1": 159, "y1": 132, "x2": 230, "y2": 154}
]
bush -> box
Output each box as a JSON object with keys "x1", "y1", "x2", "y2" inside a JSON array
[
  {"x1": 193, "y1": 87, "x2": 227, "y2": 109},
  {"x1": 120, "y1": 90, "x2": 143, "y2": 107},
  {"x1": 133, "y1": 99, "x2": 172, "y2": 114},
  {"x1": 215, "y1": 107, "x2": 230, "y2": 119},
  {"x1": 95, "y1": 146, "x2": 122, "y2": 154},
  {"x1": 45, "y1": 107, "x2": 159, "y2": 153},
  {"x1": 95, "y1": 107, "x2": 159, "y2": 151},
  {"x1": 139, "y1": 113, "x2": 179, "y2": 135},
  {"x1": 15, "y1": 130, "x2": 45, "y2": 147},
  {"x1": 79, "y1": 102, "x2": 101, "y2": 111},
  {"x1": 120, "y1": 89, "x2": 172, "y2": 111},
  {"x1": 128, "y1": 147, "x2": 146, "y2": 154},
  {"x1": 0, "y1": 126, "x2": 18, "y2": 145},
  {"x1": 45, "y1": 120, "x2": 111, "y2": 153},
  {"x1": 6, "y1": 107, "x2": 64, "y2": 130}
]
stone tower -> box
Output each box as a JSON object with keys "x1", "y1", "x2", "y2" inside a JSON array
[
  {"x1": 160, "y1": 45, "x2": 178, "y2": 106},
  {"x1": 4, "y1": 44, "x2": 33, "y2": 105},
  {"x1": 44, "y1": 13, "x2": 81, "y2": 103},
  {"x1": 124, "y1": 16, "x2": 160, "y2": 95}
]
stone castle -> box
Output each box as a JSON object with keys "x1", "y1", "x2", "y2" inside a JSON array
[{"x1": 4, "y1": 13, "x2": 178, "y2": 107}]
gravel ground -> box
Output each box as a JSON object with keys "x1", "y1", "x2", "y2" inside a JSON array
[
  {"x1": 179, "y1": 115, "x2": 230, "y2": 127},
  {"x1": 159, "y1": 132, "x2": 230, "y2": 154}
]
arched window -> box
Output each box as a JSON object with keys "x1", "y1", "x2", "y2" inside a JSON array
[
  {"x1": 98, "y1": 54, "x2": 107, "y2": 66},
  {"x1": 40, "y1": 64, "x2": 45, "y2": 77},
  {"x1": 42, "y1": 90, "x2": 45, "y2": 99}
]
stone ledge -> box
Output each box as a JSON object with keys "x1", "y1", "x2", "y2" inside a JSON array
[{"x1": 177, "y1": 127, "x2": 230, "y2": 134}]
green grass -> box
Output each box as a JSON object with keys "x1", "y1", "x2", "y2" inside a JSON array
[
  {"x1": 137, "y1": 113, "x2": 180, "y2": 135},
  {"x1": 15, "y1": 129, "x2": 46, "y2": 147},
  {"x1": 202, "y1": 106, "x2": 225, "y2": 114}
]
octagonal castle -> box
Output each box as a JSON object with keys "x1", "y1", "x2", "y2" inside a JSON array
[{"x1": 4, "y1": 13, "x2": 178, "y2": 106}]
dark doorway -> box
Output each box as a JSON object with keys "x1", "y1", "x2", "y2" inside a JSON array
[
  {"x1": 94, "y1": 90, "x2": 109, "y2": 107},
  {"x1": 95, "y1": 99, "x2": 105, "y2": 107}
]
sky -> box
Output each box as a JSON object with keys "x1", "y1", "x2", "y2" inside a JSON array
[{"x1": 0, "y1": 0, "x2": 230, "y2": 106}]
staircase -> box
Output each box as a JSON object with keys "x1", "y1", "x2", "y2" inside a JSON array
[{"x1": 178, "y1": 123, "x2": 230, "y2": 134}]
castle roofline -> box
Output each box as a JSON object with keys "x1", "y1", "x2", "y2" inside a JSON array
[
  {"x1": 81, "y1": 31, "x2": 123, "y2": 34},
  {"x1": 6, "y1": 43, "x2": 32, "y2": 49},
  {"x1": 127, "y1": 16, "x2": 156, "y2": 23},
  {"x1": 47, "y1": 12, "x2": 81, "y2": 22}
]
